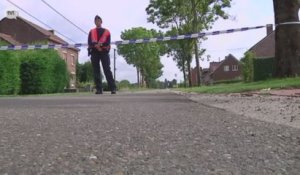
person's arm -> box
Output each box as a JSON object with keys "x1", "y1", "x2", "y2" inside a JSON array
[
  {"x1": 88, "y1": 31, "x2": 92, "y2": 47},
  {"x1": 88, "y1": 31, "x2": 92, "y2": 55},
  {"x1": 99, "y1": 29, "x2": 109, "y2": 46}
]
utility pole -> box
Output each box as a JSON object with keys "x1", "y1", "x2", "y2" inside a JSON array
[{"x1": 113, "y1": 49, "x2": 116, "y2": 82}]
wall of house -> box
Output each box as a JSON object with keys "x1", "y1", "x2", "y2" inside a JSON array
[
  {"x1": 211, "y1": 56, "x2": 242, "y2": 82},
  {"x1": 57, "y1": 48, "x2": 78, "y2": 88},
  {"x1": 250, "y1": 32, "x2": 275, "y2": 58}
]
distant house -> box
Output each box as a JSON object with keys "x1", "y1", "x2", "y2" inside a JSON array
[
  {"x1": 190, "y1": 54, "x2": 241, "y2": 85},
  {"x1": 0, "y1": 11, "x2": 79, "y2": 88},
  {"x1": 248, "y1": 24, "x2": 275, "y2": 58},
  {"x1": 203, "y1": 54, "x2": 242, "y2": 84}
]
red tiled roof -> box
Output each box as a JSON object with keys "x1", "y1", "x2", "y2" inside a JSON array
[{"x1": 17, "y1": 16, "x2": 67, "y2": 44}]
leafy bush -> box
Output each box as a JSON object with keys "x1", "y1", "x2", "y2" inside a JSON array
[
  {"x1": 19, "y1": 50, "x2": 68, "y2": 94},
  {"x1": 118, "y1": 80, "x2": 131, "y2": 89},
  {"x1": 241, "y1": 52, "x2": 254, "y2": 82},
  {"x1": 0, "y1": 51, "x2": 20, "y2": 95},
  {"x1": 253, "y1": 57, "x2": 275, "y2": 81}
]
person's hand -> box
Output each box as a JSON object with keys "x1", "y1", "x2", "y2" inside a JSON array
[{"x1": 95, "y1": 43, "x2": 102, "y2": 51}]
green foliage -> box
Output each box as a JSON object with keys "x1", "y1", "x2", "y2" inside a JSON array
[
  {"x1": 146, "y1": 0, "x2": 232, "y2": 87},
  {"x1": 213, "y1": 79, "x2": 242, "y2": 85},
  {"x1": 76, "y1": 61, "x2": 94, "y2": 83},
  {"x1": 146, "y1": 0, "x2": 231, "y2": 30},
  {"x1": 118, "y1": 80, "x2": 131, "y2": 89},
  {"x1": 117, "y1": 27, "x2": 164, "y2": 87},
  {"x1": 0, "y1": 51, "x2": 20, "y2": 95},
  {"x1": 179, "y1": 77, "x2": 300, "y2": 94},
  {"x1": 253, "y1": 57, "x2": 275, "y2": 81},
  {"x1": 165, "y1": 28, "x2": 194, "y2": 79},
  {"x1": 0, "y1": 40, "x2": 9, "y2": 46},
  {"x1": 241, "y1": 52, "x2": 254, "y2": 82},
  {"x1": 19, "y1": 50, "x2": 68, "y2": 94}
]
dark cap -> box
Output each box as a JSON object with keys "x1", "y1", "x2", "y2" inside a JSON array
[{"x1": 94, "y1": 15, "x2": 102, "y2": 21}]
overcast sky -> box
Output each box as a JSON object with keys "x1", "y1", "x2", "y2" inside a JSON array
[{"x1": 0, "y1": 0, "x2": 275, "y2": 83}]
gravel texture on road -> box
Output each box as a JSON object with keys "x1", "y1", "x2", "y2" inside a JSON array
[
  {"x1": 181, "y1": 91, "x2": 300, "y2": 129},
  {"x1": 0, "y1": 90, "x2": 299, "y2": 174}
]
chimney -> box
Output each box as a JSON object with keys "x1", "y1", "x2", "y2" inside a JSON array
[
  {"x1": 48, "y1": 30, "x2": 55, "y2": 34},
  {"x1": 6, "y1": 10, "x2": 19, "y2": 19},
  {"x1": 266, "y1": 24, "x2": 273, "y2": 36}
]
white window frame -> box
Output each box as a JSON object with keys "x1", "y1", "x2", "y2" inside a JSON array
[
  {"x1": 62, "y1": 51, "x2": 67, "y2": 62},
  {"x1": 224, "y1": 65, "x2": 229, "y2": 72},
  {"x1": 232, "y1": 65, "x2": 239, "y2": 71},
  {"x1": 71, "y1": 54, "x2": 75, "y2": 66}
]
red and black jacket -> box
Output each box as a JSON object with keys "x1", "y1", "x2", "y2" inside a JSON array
[{"x1": 88, "y1": 27, "x2": 111, "y2": 54}]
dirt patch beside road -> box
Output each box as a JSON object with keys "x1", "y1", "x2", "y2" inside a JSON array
[{"x1": 177, "y1": 89, "x2": 300, "y2": 129}]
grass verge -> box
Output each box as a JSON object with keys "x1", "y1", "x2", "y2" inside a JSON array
[{"x1": 177, "y1": 77, "x2": 300, "y2": 94}]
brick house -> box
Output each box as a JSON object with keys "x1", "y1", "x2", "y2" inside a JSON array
[
  {"x1": 204, "y1": 54, "x2": 242, "y2": 84},
  {"x1": 190, "y1": 54, "x2": 242, "y2": 85},
  {"x1": 248, "y1": 24, "x2": 275, "y2": 58},
  {"x1": 190, "y1": 24, "x2": 274, "y2": 86},
  {"x1": 0, "y1": 11, "x2": 79, "y2": 88}
]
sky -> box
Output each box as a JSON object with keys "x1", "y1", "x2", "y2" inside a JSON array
[{"x1": 0, "y1": 0, "x2": 275, "y2": 83}]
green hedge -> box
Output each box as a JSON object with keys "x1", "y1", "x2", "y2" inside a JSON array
[
  {"x1": 19, "y1": 50, "x2": 69, "y2": 94},
  {"x1": 241, "y1": 52, "x2": 254, "y2": 82},
  {"x1": 0, "y1": 51, "x2": 20, "y2": 95},
  {"x1": 253, "y1": 57, "x2": 275, "y2": 81}
]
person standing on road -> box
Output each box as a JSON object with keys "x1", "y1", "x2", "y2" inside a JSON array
[{"x1": 88, "y1": 15, "x2": 116, "y2": 94}]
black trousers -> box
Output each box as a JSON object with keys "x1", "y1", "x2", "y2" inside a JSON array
[{"x1": 90, "y1": 52, "x2": 116, "y2": 92}]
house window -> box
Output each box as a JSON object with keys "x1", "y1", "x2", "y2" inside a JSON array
[
  {"x1": 224, "y1": 65, "x2": 229, "y2": 72},
  {"x1": 232, "y1": 65, "x2": 238, "y2": 71},
  {"x1": 63, "y1": 51, "x2": 67, "y2": 62},
  {"x1": 71, "y1": 54, "x2": 75, "y2": 66}
]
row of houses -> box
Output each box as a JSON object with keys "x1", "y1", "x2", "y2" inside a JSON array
[
  {"x1": 0, "y1": 11, "x2": 79, "y2": 89},
  {"x1": 190, "y1": 24, "x2": 275, "y2": 85}
]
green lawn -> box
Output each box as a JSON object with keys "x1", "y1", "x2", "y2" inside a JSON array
[{"x1": 177, "y1": 77, "x2": 300, "y2": 94}]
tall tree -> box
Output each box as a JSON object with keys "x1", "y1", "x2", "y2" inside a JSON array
[
  {"x1": 165, "y1": 27, "x2": 194, "y2": 87},
  {"x1": 273, "y1": 0, "x2": 300, "y2": 77},
  {"x1": 146, "y1": 0, "x2": 231, "y2": 86},
  {"x1": 76, "y1": 61, "x2": 93, "y2": 83},
  {"x1": 117, "y1": 27, "x2": 164, "y2": 87}
]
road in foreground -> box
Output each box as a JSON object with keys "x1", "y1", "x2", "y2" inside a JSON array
[{"x1": 0, "y1": 90, "x2": 299, "y2": 174}]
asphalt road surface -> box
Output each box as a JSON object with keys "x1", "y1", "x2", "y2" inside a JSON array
[{"x1": 0, "y1": 90, "x2": 299, "y2": 174}]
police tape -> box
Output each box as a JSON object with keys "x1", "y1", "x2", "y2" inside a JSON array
[{"x1": 0, "y1": 25, "x2": 265, "y2": 51}]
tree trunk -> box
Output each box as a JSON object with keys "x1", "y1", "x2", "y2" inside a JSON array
[
  {"x1": 273, "y1": 0, "x2": 300, "y2": 77},
  {"x1": 182, "y1": 57, "x2": 187, "y2": 88},
  {"x1": 191, "y1": 0, "x2": 201, "y2": 86},
  {"x1": 194, "y1": 42, "x2": 201, "y2": 86},
  {"x1": 187, "y1": 57, "x2": 192, "y2": 87},
  {"x1": 136, "y1": 67, "x2": 140, "y2": 87}
]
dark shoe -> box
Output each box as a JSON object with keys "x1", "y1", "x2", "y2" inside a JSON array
[
  {"x1": 95, "y1": 90, "x2": 103, "y2": 94},
  {"x1": 111, "y1": 90, "x2": 116, "y2": 94}
]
